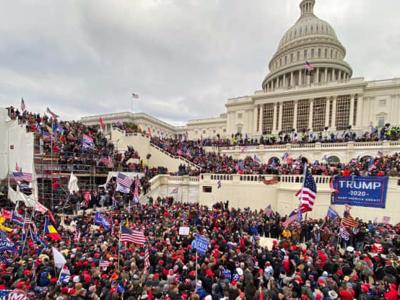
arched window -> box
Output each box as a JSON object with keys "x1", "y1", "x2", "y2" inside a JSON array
[{"x1": 326, "y1": 156, "x2": 340, "y2": 165}]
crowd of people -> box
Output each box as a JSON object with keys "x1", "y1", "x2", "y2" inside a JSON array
[
  {"x1": 150, "y1": 136, "x2": 400, "y2": 177},
  {"x1": 200, "y1": 124, "x2": 400, "y2": 147},
  {"x1": 1, "y1": 200, "x2": 400, "y2": 299},
  {"x1": 7, "y1": 105, "x2": 400, "y2": 178}
]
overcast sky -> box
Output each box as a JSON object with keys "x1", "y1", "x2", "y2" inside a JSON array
[{"x1": 0, "y1": 0, "x2": 399, "y2": 125}]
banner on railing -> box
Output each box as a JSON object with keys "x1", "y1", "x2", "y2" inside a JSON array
[{"x1": 331, "y1": 176, "x2": 388, "y2": 208}]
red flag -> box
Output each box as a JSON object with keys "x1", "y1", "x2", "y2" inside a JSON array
[
  {"x1": 259, "y1": 286, "x2": 264, "y2": 300},
  {"x1": 1, "y1": 209, "x2": 12, "y2": 220},
  {"x1": 99, "y1": 117, "x2": 105, "y2": 130},
  {"x1": 148, "y1": 288, "x2": 153, "y2": 300}
]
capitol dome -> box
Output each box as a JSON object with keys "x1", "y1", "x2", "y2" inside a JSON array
[{"x1": 262, "y1": 0, "x2": 353, "y2": 91}]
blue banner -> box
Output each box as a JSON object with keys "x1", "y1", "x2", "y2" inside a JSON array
[
  {"x1": 193, "y1": 235, "x2": 209, "y2": 256},
  {"x1": 331, "y1": 176, "x2": 388, "y2": 208}
]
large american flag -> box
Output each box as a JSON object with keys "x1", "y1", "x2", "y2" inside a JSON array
[
  {"x1": 120, "y1": 226, "x2": 146, "y2": 245},
  {"x1": 295, "y1": 169, "x2": 317, "y2": 213},
  {"x1": 116, "y1": 173, "x2": 133, "y2": 193},
  {"x1": 12, "y1": 171, "x2": 32, "y2": 183},
  {"x1": 99, "y1": 259, "x2": 112, "y2": 268}
]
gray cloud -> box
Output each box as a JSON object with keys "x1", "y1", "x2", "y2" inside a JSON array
[{"x1": 0, "y1": 0, "x2": 399, "y2": 125}]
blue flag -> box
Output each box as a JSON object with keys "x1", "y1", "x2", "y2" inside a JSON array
[
  {"x1": 327, "y1": 207, "x2": 339, "y2": 220},
  {"x1": 117, "y1": 283, "x2": 125, "y2": 294},
  {"x1": 94, "y1": 212, "x2": 110, "y2": 231}
]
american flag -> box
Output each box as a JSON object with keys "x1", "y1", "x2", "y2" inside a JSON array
[
  {"x1": 295, "y1": 169, "x2": 317, "y2": 213},
  {"x1": 144, "y1": 247, "x2": 150, "y2": 271},
  {"x1": 20, "y1": 98, "x2": 26, "y2": 111},
  {"x1": 99, "y1": 259, "x2": 112, "y2": 268},
  {"x1": 46, "y1": 107, "x2": 59, "y2": 119},
  {"x1": 120, "y1": 226, "x2": 146, "y2": 245},
  {"x1": 282, "y1": 209, "x2": 302, "y2": 228},
  {"x1": 305, "y1": 61, "x2": 315, "y2": 72},
  {"x1": 116, "y1": 173, "x2": 133, "y2": 194},
  {"x1": 12, "y1": 171, "x2": 32, "y2": 183},
  {"x1": 35, "y1": 202, "x2": 48, "y2": 214}
]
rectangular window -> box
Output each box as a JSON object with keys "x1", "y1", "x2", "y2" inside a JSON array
[
  {"x1": 297, "y1": 99, "x2": 310, "y2": 131},
  {"x1": 281, "y1": 101, "x2": 294, "y2": 133},
  {"x1": 262, "y1": 103, "x2": 274, "y2": 134},
  {"x1": 275, "y1": 103, "x2": 280, "y2": 131},
  {"x1": 312, "y1": 98, "x2": 326, "y2": 131},
  {"x1": 335, "y1": 95, "x2": 351, "y2": 130},
  {"x1": 353, "y1": 95, "x2": 358, "y2": 126},
  {"x1": 256, "y1": 106, "x2": 260, "y2": 132},
  {"x1": 202, "y1": 186, "x2": 212, "y2": 193}
]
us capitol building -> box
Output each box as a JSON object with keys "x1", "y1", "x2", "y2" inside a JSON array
[{"x1": 81, "y1": 0, "x2": 400, "y2": 140}]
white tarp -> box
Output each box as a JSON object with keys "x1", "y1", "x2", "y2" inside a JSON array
[
  {"x1": 104, "y1": 172, "x2": 144, "y2": 185},
  {"x1": 0, "y1": 108, "x2": 35, "y2": 180},
  {"x1": 8, "y1": 186, "x2": 37, "y2": 207}
]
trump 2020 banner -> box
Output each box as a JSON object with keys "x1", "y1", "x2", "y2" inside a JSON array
[{"x1": 331, "y1": 176, "x2": 388, "y2": 208}]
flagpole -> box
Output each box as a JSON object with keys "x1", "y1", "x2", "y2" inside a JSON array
[
  {"x1": 20, "y1": 210, "x2": 29, "y2": 255},
  {"x1": 298, "y1": 163, "x2": 307, "y2": 217},
  {"x1": 195, "y1": 251, "x2": 198, "y2": 288},
  {"x1": 117, "y1": 223, "x2": 121, "y2": 272}
]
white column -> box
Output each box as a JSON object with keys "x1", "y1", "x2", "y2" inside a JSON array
[
  {"x1": 283, "y1": 74, "x2": 287, "y2": 88},
  {"x1": 332, "y1": 96, "x2": 337, "y2": 130},
  {"x1": 356, "y1": 95, "x2": 363, "y2": 129},
  {"x1": 307, "y1": 72, "x2": 311, "y2": 85},
  {"x1": 338, "y1": 70, "x2": 342, "y2": 81},
  {"x1": 349, "y1": 94, "x2": 355, "y2": 127},
  {"x1": 324, "y1": 68, "x2": 328, "y2": 82},
  {"x1": 316, "y1": 68, "x2": 320, "y2": 84},
  {"x1": 299, "y1": 70, "x2": 303, "y2": 86},
  {"x1": 332, "y1": 69, "x2": 336, "y2": 81},
  {"x1": 272, "y1": 103, "x2": 277, "y2": 132},
  {"x1": 308, "y1": 99, "x2": 314, "y2": 129},
  {"x1": 278, "y1": 102, "x2": 283, "y2": 131},
  {"x1": 293, "y1": 100, "x2": 298, "y2": 130},
  {"x1": 253, "y1": 106, "x2": 258, "y2": 135},
  {"x1": 290, "y1": 72, "x2": 294, "y2": 87},
  {"x1": 325, "y1": 98, "x2": 330, "y2": 127}
]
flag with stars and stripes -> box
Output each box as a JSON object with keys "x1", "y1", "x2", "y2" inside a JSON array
[
  {"x1": 120, "y1": 226, "x2": 146, "y2": 245},
  {"x1": 295, "y1": 169, "x2": 317, "y2": 213},
  {"x1": 144, "y1": 247, "x2": 150, "y2": 271},
  {"x1": 116, "y1": 173, "x2": 133, "y2": 194}
]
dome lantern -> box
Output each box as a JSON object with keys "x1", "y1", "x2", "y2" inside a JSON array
[{"x1": 300, "y1": 0, "x2": 315, "y2": 16}]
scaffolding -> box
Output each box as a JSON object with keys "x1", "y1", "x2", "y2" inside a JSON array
[{"x1": 33, "y1": 134, "x2": 109, "y2": 210}]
